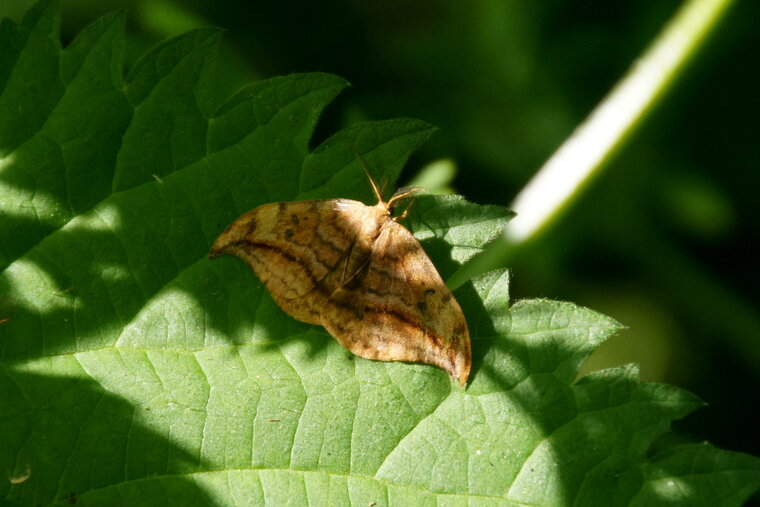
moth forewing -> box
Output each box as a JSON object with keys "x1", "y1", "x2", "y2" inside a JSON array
[{"x1": 210, "y1": 177, "x2": 472, "y2": 385}]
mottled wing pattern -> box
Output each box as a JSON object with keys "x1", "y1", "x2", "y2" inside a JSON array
[
  {"x1": 320, "y1": 220, "x2": 472, "y2": 384},
  {"x1": 211, "y1": 195, "x2": 472, "y2": 385},
  {"x1": 210, "y1": 199, "x2": 368, "y2": 325}
]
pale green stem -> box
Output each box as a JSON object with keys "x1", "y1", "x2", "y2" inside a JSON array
[{"x1": 448, "y1": 0, "x2": 736, "y2": 289}]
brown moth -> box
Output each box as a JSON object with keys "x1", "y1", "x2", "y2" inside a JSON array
[{"x1": 209, "y1": 175, "x2": 471, "y2": 385}]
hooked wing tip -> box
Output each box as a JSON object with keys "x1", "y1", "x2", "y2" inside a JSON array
[
  {"x1": 208, "y1": 234, "x2": 232, "y2": 259},
  {"x1": 445, "y1": 346, "x2": 471, "y2": 387}
]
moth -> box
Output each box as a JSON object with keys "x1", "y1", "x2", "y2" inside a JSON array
[{"x1": 209, "y1": 175, "x2": 471, "y2": 385}]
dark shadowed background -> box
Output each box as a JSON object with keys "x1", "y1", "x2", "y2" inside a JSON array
[{"x1": 3, "y1": 0, "x2": 758, "y2": 489}]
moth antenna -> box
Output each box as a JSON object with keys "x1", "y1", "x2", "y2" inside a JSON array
[
  {"x1": 363, "y1": 165, "x2": 385, "y2": 204},
  {"x1": 353, "y1": 148, "x2": 385, "y2": 204},
  {"x1": 387, "y1": 186, "x2": 424, "y2": 210}
]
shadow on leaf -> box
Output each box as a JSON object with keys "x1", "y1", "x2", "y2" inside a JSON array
[{"x1": 0, "y1": 368, "x2": 215, "y2": 504}]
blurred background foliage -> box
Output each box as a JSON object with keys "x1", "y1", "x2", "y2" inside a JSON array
[{"x1": 3, "y1": 0, "x2": 758, "y2": 473}]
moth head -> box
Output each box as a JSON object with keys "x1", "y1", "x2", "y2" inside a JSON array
[{"x1": 357, "y1": 152, "x2": 424, "y2": 217}]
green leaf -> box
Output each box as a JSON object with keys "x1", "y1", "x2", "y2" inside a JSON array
[{"x1": 2, "y1": 2, "x2": 759, "y2": 505}]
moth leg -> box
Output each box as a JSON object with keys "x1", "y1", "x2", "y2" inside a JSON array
[
  {"x1": 339, "y1": 242, "x2": 355, "y2": 286},
  {"x1": 391, "y1": 194, "x2": 422, "y2": 222},
  {"x1": 335, "y1": 240, "x2": 373, "y2": 290},
  {"x1": 392, "y1": 202, "x2": 413, "y2": 222}
]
